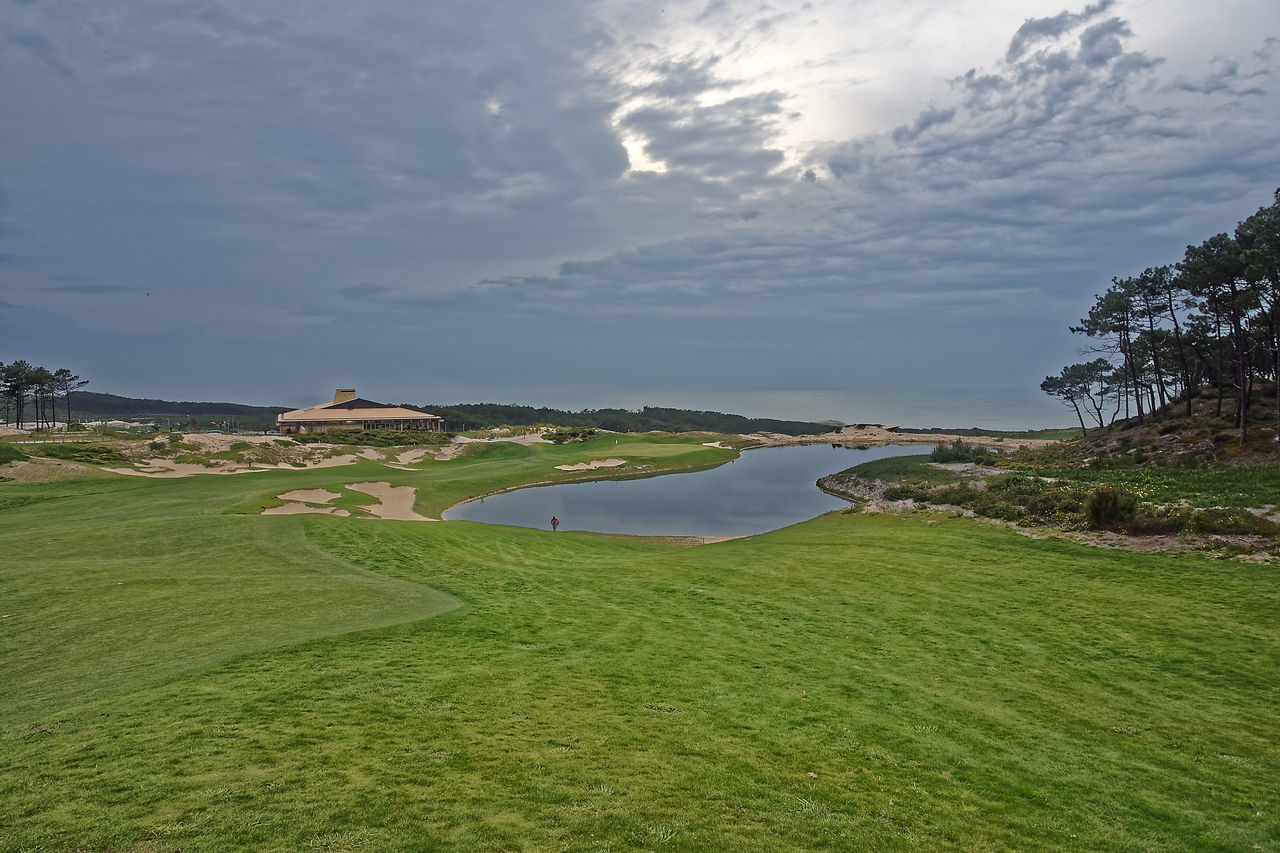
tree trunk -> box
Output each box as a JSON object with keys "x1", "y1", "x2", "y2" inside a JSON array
[
  {"x1": 1141, "y1": 292, "x2": 1168, "y2": 410},
  {"x1": 1157, "y1": 279, "x2": 1195, "y2": 415}
]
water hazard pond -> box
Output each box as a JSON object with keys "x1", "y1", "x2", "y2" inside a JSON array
[{"x1": 443, "y1": 443, "x2": 932, "y2": 537}]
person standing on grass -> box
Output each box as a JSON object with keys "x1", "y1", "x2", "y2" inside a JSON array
[{"x1": 551, "y1": 516, "x2": 559, "y2": 531}]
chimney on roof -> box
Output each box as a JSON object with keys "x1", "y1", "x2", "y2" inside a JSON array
[{"x1": 333, "y1": 389, "x2": 357, "y2": 404}]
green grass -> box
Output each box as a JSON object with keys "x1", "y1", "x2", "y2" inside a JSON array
[
  {"x1": 1036, "y1": 464, "x2": 1280, "y2": 509},
  {"x1": 27, "y1": 441, "x2": 129, "y2": 465},
  {"x1": 0, "y1": 443, "x2": 28, "y2": 464},
  {"x1": 844, "y1": 454, "x2": 964, "y2": 486},
  {"x1": 1, "y1": 435, "x2": 1277, "y2": 850}
]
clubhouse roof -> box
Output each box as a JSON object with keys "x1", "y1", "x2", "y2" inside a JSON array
[{"x1": 277, "y1": 389, "x2": 443, "y2": 434}]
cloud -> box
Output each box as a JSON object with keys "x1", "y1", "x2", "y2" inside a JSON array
[
  {"x1": 1171, "y1": 52, "x2": 1272, "y2": 97},
  {"x1": 892, "y1": 106, "x2": 957, "y2": 143},
  {"x1": 2, "y1": 0, "x2": 1277, "y2": 408},
  {"x1": 447, "y1": 0, "x2": 1278, "y2": 337},
  {"x1": 1006, "y1": 0, "x2": 1114, "y2": 62}
]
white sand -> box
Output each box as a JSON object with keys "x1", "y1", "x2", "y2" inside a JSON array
[
  {"x1": 395, "y1": 447, "x2": 433, "y2": 465},
  {"x1": 104, "y1": 458, "x2": 275, "y2": 478},
  {"x1": 262, "y1": 503, "x2": 351, "y2": 517},
  {"x1": 346, "y1": 481, "x2": 436, "y2": 521},
  {"x1": 277, "y1": 488, "x2": 343, "y2": 503},
  {"x1": 554, "y1": 458, "x2": 627, "y2": 471},
  {"x1": 261, "y1": 487, "x2": 351, "y2": 516}
]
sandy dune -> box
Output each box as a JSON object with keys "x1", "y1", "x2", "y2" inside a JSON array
[{"x1": 752, "y1": 425, "x2": 1059, "y2": 451}]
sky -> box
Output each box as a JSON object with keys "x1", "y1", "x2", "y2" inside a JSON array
[{"x1": 2, "y1": 0, "x2": 1278, "y2": 427}]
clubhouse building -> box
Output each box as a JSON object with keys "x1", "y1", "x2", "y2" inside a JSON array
[{"x1": 277, "y1": 389, "x2": 444, "y2": 434}]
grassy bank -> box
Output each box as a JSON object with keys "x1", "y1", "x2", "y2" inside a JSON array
[{"x1": 1, "y1": 435, "x2": 1276, "y2": 850}]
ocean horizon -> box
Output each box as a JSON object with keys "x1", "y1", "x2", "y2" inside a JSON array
[{"x1": 520, "y1": 388, "x2": 1073, "y2": 432}]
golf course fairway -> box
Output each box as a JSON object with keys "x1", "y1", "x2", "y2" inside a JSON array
[{"x1": 0, "y1": 433, "x2": 1276, "y2": 850}]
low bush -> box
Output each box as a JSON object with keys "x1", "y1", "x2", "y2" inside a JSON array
[
  {"x1": 1084, "y1": 484, "x2": 1137, "y2": 529},
  {"x1": 546, "y1": 427, "x2": 597, "y2": 444},
  {"x1": 931, "y1": 439, "x2": 998, "y2": 465},
  {"x1": 290, "y1": 429, "x2": 453, "y2": 448},
  {"x1": 36, "y1": 443, "x2": 128, "y2": 465}
]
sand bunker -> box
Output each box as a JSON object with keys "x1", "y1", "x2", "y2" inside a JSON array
[
  {"x1": 105, "y1": 458, "x2": 276, "y2": 478},
  {"x1": 347, "y1": 481, "x2": 435, "y2": 521},
  {"x1": 262, "y1": 488, "x2": 351, "y2": 517},
  {"x1": 395, "y1": 447, "x2": 432, "y2": 465},
  {"x1": 554, "y1": 458, "x2": 627, "y2": 471},
  {"x1": 702, "y1": 441, "x2": 731, "y2": 449},
  {"x1": 263, "y1": 503, "x2": 351, "y2": 517},
  {"x1": 278, "y1": 488, "x2": 343, "y2": 503}
]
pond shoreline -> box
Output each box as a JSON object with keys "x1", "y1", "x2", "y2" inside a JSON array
[{"x1": 445, "y1": 444, "x2": 932, "y2": 538}]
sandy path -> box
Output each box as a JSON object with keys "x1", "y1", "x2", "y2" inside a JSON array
[
  {"x1": 347, "y1": 481, "x2": 436, "y2": 521},
  {"x1": 554, "y1": 458, "x2": 627, "y2": 471}
]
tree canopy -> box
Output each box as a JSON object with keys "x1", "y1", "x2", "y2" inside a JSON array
[{"x1": 1046, "y1": 188, "x2": 1280, "y2": 445}]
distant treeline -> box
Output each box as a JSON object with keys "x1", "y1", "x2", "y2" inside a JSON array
[
  {"x1": 414, "y1": 403, "x2": 831, "y2": 436},
  {"x1": 39, "y1": 391, "x2": 832, "y2": 436},
  {"x1": 69, "y1": 392, "x2": 287, "y2": 427}
]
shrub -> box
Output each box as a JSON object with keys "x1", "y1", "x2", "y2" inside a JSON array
[
  {"x1": 37, "y1": 443, "x2": 128, "y2": 465},
  {"x1": 290, "y1": 429, "x2": 453, "y2": 447},
  {"x1": 883, "y1": 485, "x2": 927, "y2": 501},
  {"x1": 546, "y1": 427, "x2": 597, "y2": 444},
  {"x1": 1084, "y1": 484, "x2": 1137, "y2": 529},
  {"x1": 931, "y1": 439, "x2": 998, "y2": 465}
]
